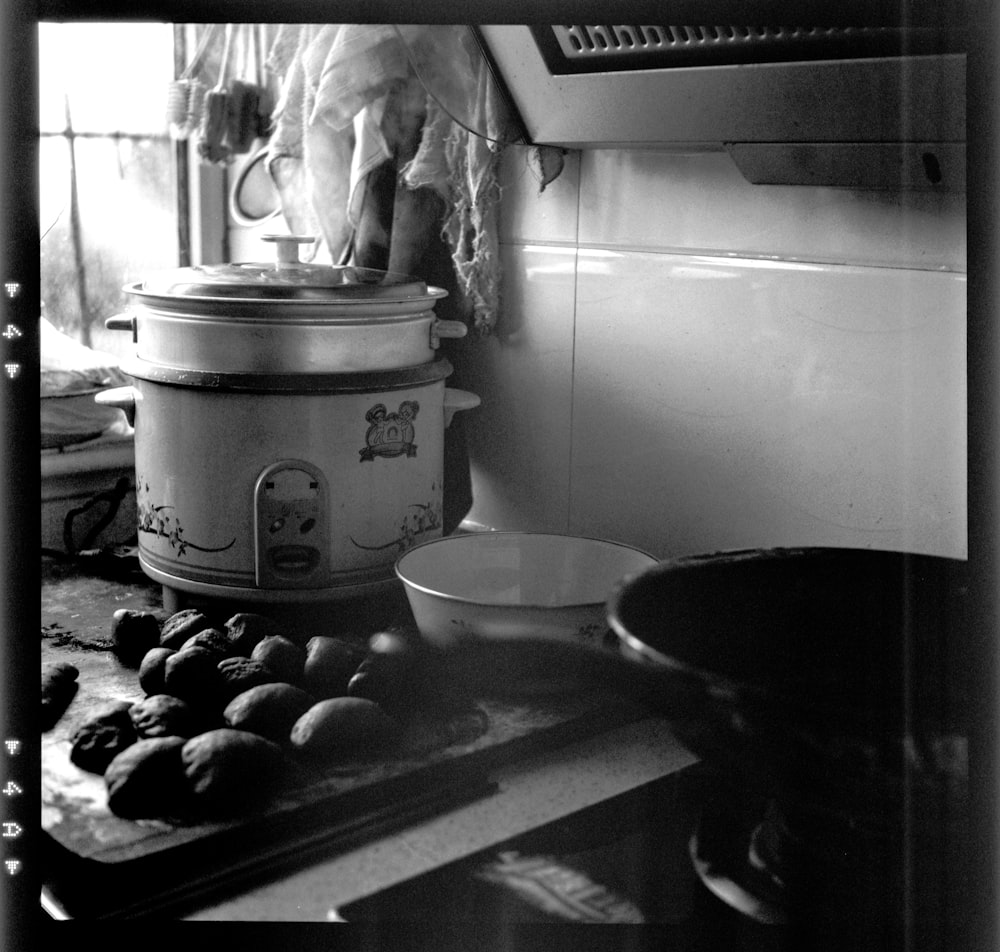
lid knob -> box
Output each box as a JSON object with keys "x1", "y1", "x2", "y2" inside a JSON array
[{"x1": 261, "y1": 234, "x2": 316, "y2": 269}]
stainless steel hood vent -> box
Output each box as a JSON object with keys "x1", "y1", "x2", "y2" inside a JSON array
[
  {"x1": 475, "y1": 25, "x2": 966, "y2": 191},
  {"x1": 535, "y1": 24, "x2": 964, "y2": 72}
]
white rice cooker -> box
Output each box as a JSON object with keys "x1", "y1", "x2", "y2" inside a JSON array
[{"x1": 97, "y1": 236, "x2": 479, "y2": 606}]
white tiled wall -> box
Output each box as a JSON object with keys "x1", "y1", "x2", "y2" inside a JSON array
[{"x1": 462, "y1": 147, "x2": 967, "y2": 561}]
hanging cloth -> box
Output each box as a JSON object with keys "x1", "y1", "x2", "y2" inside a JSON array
[{"x1": 264, "y1": 23, "x2": 514, "y2": 333}]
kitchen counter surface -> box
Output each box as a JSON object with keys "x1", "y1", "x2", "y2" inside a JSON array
[
  {"x1": 39, "y1": 554, "x2": 973, "y2": 949},
  {"x1": 39, "y1": 553, "x2": 702, "y2": 925},
  {"x1": 186, "y1": 716, "x2": 698, "y2": 922}
]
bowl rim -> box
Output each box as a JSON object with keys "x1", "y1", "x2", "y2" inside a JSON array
[{"x1": 394, "y1": 530, "x2": 660, "y2": 610}]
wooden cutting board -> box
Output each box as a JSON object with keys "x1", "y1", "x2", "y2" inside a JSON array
[
  {"x1": 43, "y1": 683, "x2": 641, "y2": 919},
  {"x1": 40, "y1": 559, "x2": 647, "y2": 916},
  {"x1": 42, "y1": 689, "x2": 636, "y2": 866}
]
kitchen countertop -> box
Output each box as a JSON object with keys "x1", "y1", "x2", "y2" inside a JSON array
[
  {"x1": 39, "y1": 552, "x2": 704, "y2": 926},
  {"x1": 39, "y1": 553, "x2": 973, "y2": 949},
  {"x1": 184, "y1": 716, "x2": 698, "y2": 922},
  {"x1": 38, "y1": 541, "x2": 986, "y2": 952}
]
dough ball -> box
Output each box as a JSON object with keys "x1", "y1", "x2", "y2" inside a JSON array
[
  {"x1": 302, "y1": 636, "x2": 366, "y2": 700},
  {"x1": 251, "y1": 635, "x2": 306, "y2": 685},
  {"x1": 181, "y1": 728, "x2": 285, "y2": 814},
  {"x1": 160, "y1": 610, "x2": 212, "y2": 651},
  {"x1": 222, "y1": 683, "x2": 315, "y2": 744},
  {"x1": 346, "y1": 631, "x2": 440, "y2": 717},
  {"x1": 289, "y1": 697, "x2": 399, "y2": 761},
  {"x1": 163, "y1": 646, "x2": 221, "y2": 704},
  {"x1": 110, "y1": 609, "x2": 161, "y2": 666},
  {"x1": 42, "y1": 661, "x2": 79, "y2": 731},
  {"x1": 224, "y1": 612, "x2": 285, "y2": 656},
  {"x1": 70, "y1": 701, "x2": 137, "y2": 773},
  {"x1": 216, "y1": 657, "x2": 280, "y2": 705},
  {"x1": 138, "y1": 646, "x2": 176, "y2": 696},
  {"x1": 179, "y1": 628, "x2": 232, "y2": 659},
  {"x1": 104, "y1": 736, "x2": 188, "y2": 819},
  {"x1": 129, "y1": 694, "x2": 205, "y2": 739}
]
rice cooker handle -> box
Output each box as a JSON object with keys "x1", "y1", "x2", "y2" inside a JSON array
[
  {"x1": 430, "y1": 319, "x2": 467, "y2": 349},
  {"x1": 94, "y1": 386, "x2": 137, "y2": 427},
  {"x1": 443, "y1": 388, "x2": 480, "y2": 427},
  {"x1": 105, "y1": 314, "x2": 137, "y2": 343}
]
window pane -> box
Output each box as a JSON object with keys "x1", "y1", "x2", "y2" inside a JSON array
[
  {"x1": 38, "y1": 22, "x2": 175, "y2": 135},
  {"x1": 38, "y1": 22, "x2": 179, "y2": 363},
  {"x1": 40, "y1": 135, "x2": 178, "y2": 357}
]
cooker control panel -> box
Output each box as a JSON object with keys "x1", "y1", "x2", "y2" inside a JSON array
[{"x1": 253, "y1": 460, "x2": 330, "y2": 588}]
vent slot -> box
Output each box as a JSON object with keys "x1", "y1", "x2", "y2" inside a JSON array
[{"x1": 534, "y1": 25, "x2": 964, "y2": 73}]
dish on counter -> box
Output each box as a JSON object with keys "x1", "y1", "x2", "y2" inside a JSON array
[{"x1": 395, "y1": 531, "x2": 659, "y2": 649}]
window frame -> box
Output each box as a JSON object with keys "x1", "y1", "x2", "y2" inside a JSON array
[{"x1": 38, "y1": 20, "x2": 231, "y2": 495}]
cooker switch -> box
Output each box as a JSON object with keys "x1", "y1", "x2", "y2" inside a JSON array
[{"x1": 253, "y1": 460, "x2": 330, "y2": 588}]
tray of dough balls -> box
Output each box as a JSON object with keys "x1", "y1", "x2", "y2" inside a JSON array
[{"x1": 42, "y1": 605, "x2": 645, "y2": 907}]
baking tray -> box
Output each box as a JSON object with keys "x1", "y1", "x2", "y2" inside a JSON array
[
  {"x1": 43, "y1": 681, "x2": 644, "y2": 919},
  {"x1": 39, "y1": 560, "x2": 648, "y2": 917}
]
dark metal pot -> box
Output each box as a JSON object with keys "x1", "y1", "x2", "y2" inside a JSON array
[{"x1": 407, "y1": 546, "x2": 971, "y2": 940}]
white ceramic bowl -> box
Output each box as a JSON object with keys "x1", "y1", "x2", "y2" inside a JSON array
[{"x1": 395, "y1": 532, "x2": 659, "y2": 647}]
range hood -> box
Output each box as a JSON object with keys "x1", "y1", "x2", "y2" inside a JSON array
[{"x1": 475, "y1": 25, "x2": 966, "y2": 190}]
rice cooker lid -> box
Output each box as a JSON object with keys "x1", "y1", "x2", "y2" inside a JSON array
[{"x1": 136, "y1": 235, "x2": 442, "y2": 304}]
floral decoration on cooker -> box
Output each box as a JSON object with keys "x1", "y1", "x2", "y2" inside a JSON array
[
  {"x1": 350, "y1": 499, "x2": 442, "y2": 555},
  {"x1": 359, "y1": 401, "x2": 419, "y2": 461},
  {"x1": 135, "y1": 477, "x2": 236, "y2": 556}
]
